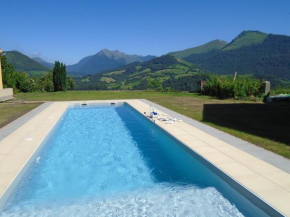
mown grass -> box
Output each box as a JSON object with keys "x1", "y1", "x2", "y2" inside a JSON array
[
  {"x1": 0, "y1": 102, "x2": 41, "y2": 129},
  {"x1": 14, "y1": 91, "x2": 205, "y2": 101},
  {"x1": 10, "y1": 91, "x2": 290, "y2": 159},
  {"x1": 271, "y1": 87, "x2": 290, "y2": 95}
]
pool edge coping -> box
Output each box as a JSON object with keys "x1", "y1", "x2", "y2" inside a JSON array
[
  {"x1": 141, "y1": 99, "x2": 290, "y2": 174},
  {"x1": 128, "y1": 99, "x2": 290, "y2": 216},
  {"x1": 0, "y1": 102, "x2": 52, "y2": 141},
  {"x1": 0, "y1": 99, "x2": 289, "y2": 216}
]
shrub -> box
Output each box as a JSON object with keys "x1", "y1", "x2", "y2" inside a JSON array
[
  {"x1": 38, "y1": 72, "x2": 54, "y2": 92},
  {"x1": 15, "y1": 72, "x2": 36, "y2": 92},
  {"x1": 202, "y1": 75, "x2": 264, "y2": 100},
  {"x1": 67, "y1": 76, "x2": 76, "y2": 90},
  {"x1": 1, "y1": 56, "x2": 17, "y2": 90}
]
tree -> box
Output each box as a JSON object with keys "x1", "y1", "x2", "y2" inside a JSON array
[
  {"x1": 147, "y1": 77, "x2": 163, "y2": 91},
  {"x1": 53, "y1": 61, "x2": 61, "y2": 91},
  {"x1": 1, "y1": 56, "x2": 17, "y2": 89},
  {"x1": 1, "y1": 55, "x2": 37, "y2": 92},
  {"x1": 38, "y1": 72, "x2": 54, "y2": 92},
  {"x1": 53, "y1": 61, "x2": 67, "y2": 91},
  {"x1": 67, "y1": 76, "x2": 76, "y2": 90},
  {"x1": 15, "y1": 72, "x2": 35, "y2": 92}
]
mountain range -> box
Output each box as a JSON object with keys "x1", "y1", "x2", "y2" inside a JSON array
[
  {"x1": 32, "y1": 57, "x2": 54, "y2": 69},
  {"x1": 74, "y1": 55, "x2": 207, "y2": 91},
  {"x1": 66, "y1": 49, "x2": 156, "y2": 76},
  {"x1": 181, "y1": 31, "x2": 290, "y2": 79},
  {"x1": 73, "y1": 30, "x2": 290, "y2": 90},
  {"x1": 5, "y1": 51, "x2": 49, "y2": 76},
  {"x1": 4, "y1": 30, "x2": 290, "y2": 82},
  {"x1": 168, "y1": 39, "x2": 227, "y2": 59},
  {"x1": 5, "y1": 49, "x2": 156, "y2": 76}
]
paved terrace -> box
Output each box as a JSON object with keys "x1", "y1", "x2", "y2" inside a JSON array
[{"x1": 0, "y1": 100, "x2": 289, "y2": 216}]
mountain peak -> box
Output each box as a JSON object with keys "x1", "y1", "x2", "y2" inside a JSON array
[
  {"x1": 222, "y1": 30, "x2": 268, "y2": 51},
  {"x1": 97, "y1": 49, "x2": 125, "y2": 58},
  {"x1": 185, "y1": 31, "x2": 290, "y2": 80},
  {"x1": 207, "y1": 39, "x2": 228, "y2": 46},
  {"x1": 98, "y1": 48, "x2": 110, "y2": 55},
  {"x1": 67, "y1": 49, "x2": 156, "y2": 76},
  {"x1": 32, "y1": 57, "x2": 54, "y2": 69},
  {"x1": 5, "y1": 51, "x2": 49, "y2": 72},
  {"x1": 212, "y1": 39, "x2": 226, "y2": 43},
  {"x1": 238, "y1": 30, "x2": 266, "y2": 36}
]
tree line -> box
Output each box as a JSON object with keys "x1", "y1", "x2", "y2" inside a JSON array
[{"x1": 1, "y1": 56, "x2": 76, "y2": 92}]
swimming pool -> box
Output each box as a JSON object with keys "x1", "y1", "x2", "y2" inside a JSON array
[{"x1": 0, "y1": 103, "x2": 280, "y2": 216}]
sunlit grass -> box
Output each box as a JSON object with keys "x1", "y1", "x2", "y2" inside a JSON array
[
  {"x1": 9, "y1": 91, "x2": 290, "y2": 159},
  {"x1": 0, "y1": 102, "x2": 41, "y2": 128}
]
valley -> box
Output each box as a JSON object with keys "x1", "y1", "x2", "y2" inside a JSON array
[{"x1": 4, "y1": 30, "x2": 290, "y2": 92}]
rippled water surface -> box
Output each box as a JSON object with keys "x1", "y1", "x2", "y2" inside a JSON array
[{"x1": 1, "y1": 105, "x2": 269, "y2": 216}]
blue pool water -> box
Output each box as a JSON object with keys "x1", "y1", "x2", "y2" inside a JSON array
[{"x1": 1, "y1": 104, "x2": 271, "y2": 216}]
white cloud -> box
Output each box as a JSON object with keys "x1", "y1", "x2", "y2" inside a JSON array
[{"x1": 30, "y1": 51, "x2": 42, "y2": 58}]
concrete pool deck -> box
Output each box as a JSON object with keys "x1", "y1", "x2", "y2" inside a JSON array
[{"x1": 0, "y1": 100, "x2": 289, "y2": 216}]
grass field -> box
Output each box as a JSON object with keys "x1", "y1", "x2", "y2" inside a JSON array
[
  {"x1": 100, "y1": 77, "x2": 116, "y2": 83},
  {"x1": 3, "y1": 91, "x2": 290, "y2": 159},
  {"x1": 0, "y1": 102, "x2": 41, "y2": 129},
  {"x1": 271, "y1": 87, "x2": 290, "y2": 95}
]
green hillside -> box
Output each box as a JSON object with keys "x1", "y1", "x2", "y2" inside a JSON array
[
  {"x1": 6, "y1": 51, "x2": 49, "y2": 75},
  {"x1": 169, "y1": 39, "x2": 227, "y2": 59},
  {"x1": 184, "y1": 31, "x2": 290, "y2": 79},
  {"x1": 222, "y1": 31, "x2": 267, "y2": 51},
  {"x1": 74, "y1": 55, "x2": 208, "y2": 91}
]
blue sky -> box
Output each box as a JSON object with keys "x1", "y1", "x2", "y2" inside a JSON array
[{"x1": 0, "y1": 0, "x2": 289, "y2": 65}]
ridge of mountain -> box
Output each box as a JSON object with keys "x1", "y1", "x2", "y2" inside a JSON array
[
  {"x1": 169, "y1": 39, "x2": 228, "y2": 59},
  {"x1": 5, "y1": 51, "x2": 49, "y2": 74},
  {"x1": 67, "y1": 49, "x2": 156, "y2": 76},
  {"x1": 32, "y1": 57, "x2": 54, "y2": 69}
]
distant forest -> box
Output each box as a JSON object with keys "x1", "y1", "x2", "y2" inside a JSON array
[
  {"x1": 73, "y1": 52, "x2": 290, "y2": 92},
  {"x1": 73, "y1": 55, "x2": 209, "y2": 91},
  {"x1": 185, "y1": 35, "x2": 290, "y2": 79}
]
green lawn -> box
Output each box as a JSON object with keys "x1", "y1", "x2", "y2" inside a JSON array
[
  {"x1": 7, "y1": 91, "x2": 290, "y2": 159},
  {"x1": 271, "y1": 87, "x2": 290, "y2": 95},
  {"x1": 0, "y1": 102, "x2": 41, "y2": 129},
  {"x1": 14, "y1": 91, "x2": 204, "y2": 101}
]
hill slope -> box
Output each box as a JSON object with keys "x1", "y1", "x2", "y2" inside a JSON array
[
  {"x1": 67, "y1": 49, "x2": 156, "y2": 76},
  {"x1": 74, "y1": 55, "x2": 208, "y2": 91},
  {"x1": 5, "y1": 51, "x2": 49, "y2": 74},
  {"x1": 222, "y1": 31, "x2": 267, "y2": 51},
  {"x1": 169, "y1": 39, "x2": 227, "y2": 59},
  {"x1": 184, "y1": 31, "x2": 290, "y2": 79},
  {"x1": 32, "y1": 57, "x2": 54, "y2": 69}
]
